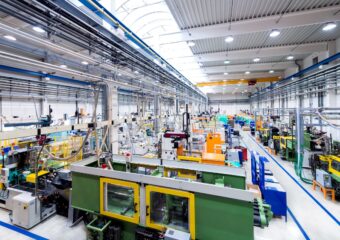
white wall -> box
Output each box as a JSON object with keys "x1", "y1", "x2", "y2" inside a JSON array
[{"x1": 208, "y1": 93, "x2": 250, "y2": 115}]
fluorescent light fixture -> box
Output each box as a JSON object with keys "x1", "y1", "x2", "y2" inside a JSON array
[
  {"x1": 245, "y1": 71, "x2": 250, "y2": 74},
  {"x1": 134, "y1": 70, "x2": 139, "y2": 74},
  {"x1": 60, "y1": 64, "x2": 67, "y2": 68},
  {"x1": 269, "y1": 29, "x2": 280, "y2": 37},
  {"x1": 224, "y1": 60, "x2": 230, "y2": 64},
  {"x1": 322, "y1": 22, "x2": 337, "y2": 31},
  {"x1": 33, "y1": 26, "x2": 45, "y2": 33},
  {"x1": 286, "y1": 55, "x2": 294, "y2": 60},
  {"x1": 224, "y1": 36, "x2": 234, "y2": 43},
  {"x1": 253, "y1": 57, "x2": 260, "y2": 62},
  {"x1": 269, "y1": 70, "x2": 274, "y2": 74},
  {"x1": 81, "y1": 61, "x2": 89, "y2": 65},
  {"x1": 240, "y1": 78, "x2": 245, "y2": 80},
  {"x1": 223, "y1": 72, "x2": 229, "y2": 75},
  {"x1": 187, "y1": 41, "x2": 195, "y2": 47},
  {"x1": 4, "y1": 35, "x2": 16, "y2": 41},
  {"x1": 223, "y1": 79, "x2": 227, "y2": 81}
]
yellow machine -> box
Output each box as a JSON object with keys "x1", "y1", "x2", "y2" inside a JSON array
[{"x1": 329, "y1": 155, "x2": 340, "y2": 178}]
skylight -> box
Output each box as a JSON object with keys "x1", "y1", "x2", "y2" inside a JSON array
[{"x1": 98, "y1": 0, "x2": 206, "y2": 84}]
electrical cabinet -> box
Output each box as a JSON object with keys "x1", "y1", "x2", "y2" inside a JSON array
[
  {"x1": 146, "y1": 185, "x2": 195, "y2": 239},
  {"x1": 100, "y1": 178, "x2": 140, "y2": 224}
]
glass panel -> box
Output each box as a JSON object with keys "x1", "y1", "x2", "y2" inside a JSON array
[
  {"x1": 150, "y1": 192, "x2": 189, "y2": 232},
  {"x1": 105, "y1": 183, "x2": 135, "y2": 217}
]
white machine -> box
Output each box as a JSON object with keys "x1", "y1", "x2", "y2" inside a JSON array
[
  {"x1": 316, "y1": 169, "x2": 332, "y2": 188},
  {"x1": 12, "y1": 193, "x2": 56, "y2": 229},
  {"x1": 227, "y1": 149, "x2": 242, "y2": 162},
  {"x1": 161, "y1": 135, "x2": 177, "y2": 161},
  {"x1": 164, "y1": 228, "x2": 191, "y2": 240}
]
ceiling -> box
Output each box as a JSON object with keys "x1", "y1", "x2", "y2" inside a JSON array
[{"x1": 99, "y1": 0, "x2": 340, "y2": 94}]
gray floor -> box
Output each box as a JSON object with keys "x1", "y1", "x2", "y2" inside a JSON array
[{"x1": 0, "y1": 130, "x2": 339, "y2": 239}]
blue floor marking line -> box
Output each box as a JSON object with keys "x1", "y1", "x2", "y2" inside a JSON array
[
  {"x1": 241, "y1": 135, "x2": 310, "y2": 239},
  {"x1": 287, "y1": 207, "x2": 310, "y2": 240},
  {"x1": 0, "y1": 220, "x2": 48, "y2": 240},
  {"x1": 248, "y1": 133, "x2": 340, "y2": 226}
]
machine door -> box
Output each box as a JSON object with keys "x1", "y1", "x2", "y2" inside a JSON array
[
  {"x1": 146, "y1": 186, "x2": 195, "y2": 239},
  {"x1": 100, "y1": 178, "x2": 139, "y2": 224}
]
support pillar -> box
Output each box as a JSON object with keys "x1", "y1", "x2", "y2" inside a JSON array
[{"x1": 154, "y1": 94, "x2": 160, "y2": 135}]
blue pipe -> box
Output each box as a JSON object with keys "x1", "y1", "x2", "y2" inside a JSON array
[
  {"x1": 78, "y1": 0, "x2": 195, "y2": 89},
  {"x1": 0, "y1": 65, "x2": 94, "y2": 86},
  {"x1": 253, "y1": 52, "x2": 340, "y2": 97}
]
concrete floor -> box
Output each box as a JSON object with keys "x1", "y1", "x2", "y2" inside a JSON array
[
  {"x1": 241, "y1": 130, "x2": 340, "y2": 240},
  {"x1": 0, "y1": 130, "x2": 339, "y2": 239}
]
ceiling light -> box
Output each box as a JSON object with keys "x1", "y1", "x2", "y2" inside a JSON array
[
  {"x1": 322, "y1": 22, "x2": 337, "y2": 31},
  {"x1": 224, "y1": 36, "x2": 234, "y2": 43},
  {"x1": 81, "y1": 61, "x2": 89, "y2": 65},
  {"x1": 245, "y1": 71, "x2": 250, "y2": 75},
  {"x1": 118, "y1": 73, "x2": 122, "y2": 76},
  {"x1": 153, "y1": 59, "x2": 160, "y2": 64},
  {"x1": 33, "y1": 26, "x2": 45, "y2": 33},
  {"x1": 60, "y1": 64, "x2": 67, "y2": 68},
  {"x1": 253, "y1": 58, "x2": 260, "y2": 62},
  {"x1": 269, "y1": 70, "x2": 274, "y2": 74},
  {"x1": 286, "y1": 55, "x2": 294, "y2": 60},
  {"x1": 224, "y1": 60, "x2": 230, "y2": 64},
  {"x1": 134, "y1": 70, "x2": 139, "y2": 74},
  {"x1": 269, "y1": 29, "x2": 280, "y2": 37},
  {"x1": 223, "y1": 79, "x2": 227, "y2": 82},
  {"x1": 240, "y1": 78, "x2": 245, "y2": 80},
  {"x1": 224, "y1": 72, "x2": 228, "y2": 75},
  {"x1": 4, "y1": 35, "x2": 16, "y2": 41},
  {"x1": 187, "y1": 41, "x2": 195, "y2": 47}
]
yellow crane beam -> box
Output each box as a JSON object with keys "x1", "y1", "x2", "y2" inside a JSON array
[{"x1": 196, "y1": 77, "x2": 280, "y2": 87}]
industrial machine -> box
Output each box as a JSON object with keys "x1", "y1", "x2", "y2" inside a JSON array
[
  {"x1": 280, "y1": 136, "x2": 295, "y2": 162},
  {"x1": 71, "y1": 155, "x2": 255, "y2": 240}
]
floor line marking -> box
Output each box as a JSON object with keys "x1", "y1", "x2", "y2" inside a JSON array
[
  {"x1": 248, "y1": 133, "x2": 339, "y2": 226},
  {"x1": 241, "y1": 135, "x2": 310, "y2": 239},
  {"x1": 0, "y1": 220, "x2": 48, "y2": 240}
]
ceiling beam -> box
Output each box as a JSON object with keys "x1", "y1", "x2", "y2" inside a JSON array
[
  {"x1": 196, "y1": 77, "x2": 280, "y2": 87},
  {"x1": 203, "y1": 62, "x2": 296, "y2": 74},
  {"x1": 168, "y1": 42, "x2": 329, "y2": 62},
  {"x1": 154, "y1": 6, "x2": 340, "y2": 44},
  {"x1": 207, "y1": 72, "x2": 283, "y2": 81}
]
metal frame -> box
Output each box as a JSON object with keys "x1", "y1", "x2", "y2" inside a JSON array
[
  {"x1": 99, "y1": 178, "x2": 140, "y2": 224},
  {"x1": 71, "y1": 158, "x2": 254, "y2": 202},
  {"x1": 145, "y1": 185, "x2": 195, "y2": 239}
]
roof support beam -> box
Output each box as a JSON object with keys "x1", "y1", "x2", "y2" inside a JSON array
[
  {"x1": 154, "y1": 6, "x2": 340, "y2": 44},
  {"x1": 196, "y1": 77, "x2": 280, "y2": 87},
  {"x1": 204, "y1": 62, "x2": 296, "y2": 74},
  {"x1": 207, "y1": 72, "x2": 283, "y2": 81},
  {"x1": 167, "y1": 42, "x2": 329, "y2": 63}
]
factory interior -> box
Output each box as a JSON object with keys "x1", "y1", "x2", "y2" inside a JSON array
[{"x1": 0, "y1": 0, "x2": 339, "y2": 240}]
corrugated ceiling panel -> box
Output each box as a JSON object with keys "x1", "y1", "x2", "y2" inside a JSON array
[
  {"x1": 191, "y1": 23, "x2": 339, "y2": 54},
  {"x1": 166, "y1": 0, "x2": 340, "y2": 29}
]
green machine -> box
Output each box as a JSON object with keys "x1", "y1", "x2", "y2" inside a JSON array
[
  {"x1": 71, "y1": 155, "x2": 255, "y2": 240},
  {"x1": 280, "y1": 136, "x2": 296, "y2": 162}
]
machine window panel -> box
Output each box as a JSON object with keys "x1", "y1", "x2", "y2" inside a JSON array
[{"x1": 149, "y1": 191, "x2": 189, "y2": 232}]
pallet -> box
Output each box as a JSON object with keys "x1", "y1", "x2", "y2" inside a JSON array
[{"x1": 312, "y1": 180, "x2": 335, "y2": 201}]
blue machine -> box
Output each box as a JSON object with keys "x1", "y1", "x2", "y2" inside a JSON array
[{"x1": 251, "y1": 151, "x2": 287, "y2": 220}]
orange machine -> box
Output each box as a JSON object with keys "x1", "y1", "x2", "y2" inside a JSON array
[
  {"x1": 206, "y1": 132, "x2": 223, "y2": 154},
  {"x1": 201, "y1": 152, "x2": 225, "y2": 165}
]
